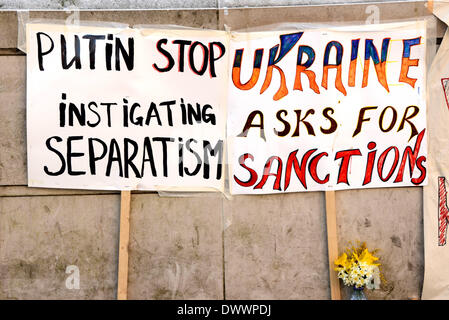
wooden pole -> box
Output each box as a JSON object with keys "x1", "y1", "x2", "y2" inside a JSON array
[
  {"x1": 325, "y1": 190, "x2": 341, "y2": 300},
  {"x1": 427, "y1": 0, "x2": 433, "y2": 14},
  {"x1": 117, "y1": 190, "x2": 131, "y2": 300}
]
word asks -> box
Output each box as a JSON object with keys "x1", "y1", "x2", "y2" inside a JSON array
[
  {"x1": 232, "y1": 32, "x2": 421, "y2": 100},
  {"x1": 234, "y1": 129, "x2": 426, "y2": 191},
  {"x1": 35, "y1": 32, "x2": 226, "y2": 77}
]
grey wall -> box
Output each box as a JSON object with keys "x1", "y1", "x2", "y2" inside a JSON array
[
  {"x1": 0, "y1": 0, "x2": 410, "y2": 10},
  {"x1": 0, "y1": 1, "x2": 441, "y2": 299}
]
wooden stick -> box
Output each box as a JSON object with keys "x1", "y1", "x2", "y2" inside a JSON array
[
  {"x1": 117, "y1": 190, "x2": 131, "y2": 300},
  {"x1": 427, "y1": 0, "x2": 433, "y2": 14},
  {"x1": 325, "y1": 190, "x2": 341, "y2": 300}
]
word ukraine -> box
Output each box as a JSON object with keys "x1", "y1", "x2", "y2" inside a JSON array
[{"x1": 232, "y1": 31, "x2": 421, "y2": 100}]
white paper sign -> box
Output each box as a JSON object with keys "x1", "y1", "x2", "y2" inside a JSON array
[
  {"x1": 227, "y1": 21, "x2": 427, "y2": 194},
  {"x1": 26, "y1": 23, "x2": 228, "y2": 191}
]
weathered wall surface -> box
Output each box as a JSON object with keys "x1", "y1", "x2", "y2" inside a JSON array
[
  {"x1": 128, "y1": 194, "x2": 224, "y2": 300},
  {"x1": 0, "y1": 1, "x2": 442, "y2": 300},
  {"x1": 0, "y1": 195, "x2": 120, "y2": 299},
  {"x1": 224, "y1": 193, "x2": 328, "y2": 299},
  {"x1": 0, "y1": 0, "x2": 407, "y2": 10}
]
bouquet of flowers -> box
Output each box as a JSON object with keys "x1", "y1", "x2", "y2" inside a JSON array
[{"x1": 334, "y1": 242, "x2": 383, "y2": 289}]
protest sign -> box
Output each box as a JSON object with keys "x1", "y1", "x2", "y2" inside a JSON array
[
  {"x1": 26, "y1": 23, "x2": 228, "y2": 191},
  {"x1": 227, "y1": 21, "x2": 427, "y2": 194}
]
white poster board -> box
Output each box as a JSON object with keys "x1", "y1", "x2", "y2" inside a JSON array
[
  {"x1": 227, "y1": 21, "x2": 427, "y2": 194},
  {"x1": 26, "y1": 23, "x2": 228, "y2": 191}
]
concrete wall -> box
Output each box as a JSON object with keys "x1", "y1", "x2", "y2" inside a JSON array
[
  {"x1": 0, "y1": 0, "x2": 410, "y2": 10},
  {"x1": 0, "y1": 1, "x2": 442, "y2": 299}
]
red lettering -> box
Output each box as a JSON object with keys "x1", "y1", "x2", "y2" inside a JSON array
[
  {"x1": 234, "y1": 153, "x2": 258, "y2": 187},
  {"x1": 335, "y1": 149, "x2": 362, "y2": 185},
  {"x1": 394, "y1": 129, "x2": 425, "y2": 182},
  {"x1": 254, "y1": 156, "x2": 283, "y2": 191},
  {"x1": 439, "y1": 177, "x2": 449, "y2": 246},
  {"x1": 363, "y1": 142, "x2": 377, "y2": 185},
  {"x1": 284, "y1": 149, "x2": 317, "y2": 190},
  {"x1": 309, "y1": 152, "x2": 329, "y2": 184},
  {"x1": 377, "y1": 146, "x2": 399, "y2": 182}
]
